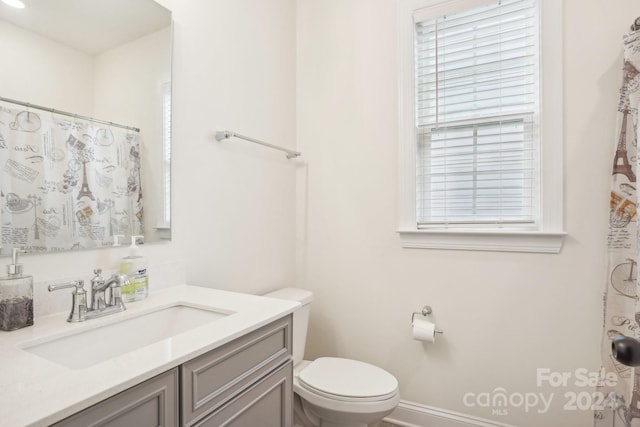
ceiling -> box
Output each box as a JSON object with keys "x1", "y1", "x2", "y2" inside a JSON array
[{"x1": 0, "y1": 0, "x2": 171, "y2": 55}]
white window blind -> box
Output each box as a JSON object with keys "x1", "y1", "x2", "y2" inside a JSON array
[
  {"x1": 161, "y1": 81, "x2": 171, "y2": 228},
  {"x1": 415, "y1": 0, "x2": 540, "y2": 228}
]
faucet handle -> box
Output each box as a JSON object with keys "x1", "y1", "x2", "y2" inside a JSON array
[
  {"x1": 48, "y1": 280, "x2": 87, "y2": 322},
  {"x1": 48, "y1": 280, "x2": 86, "y2": 293},
  {"x1": 108, "y1": 274, "x2": 129, "y2": 311},
  {"x1": 93, "y1": 268, "x2": 103, "y2": 276}
]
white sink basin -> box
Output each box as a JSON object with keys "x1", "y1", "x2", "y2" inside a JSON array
[{"x1": 23, "y1": 305, "x2": 228, "y2": 369}]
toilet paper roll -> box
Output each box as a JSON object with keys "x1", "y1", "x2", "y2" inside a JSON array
[{"x1": 412, "y1": 318, "x2": 437, "y2": 343}]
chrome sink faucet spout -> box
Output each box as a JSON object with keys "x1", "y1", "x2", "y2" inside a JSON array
[
  {"x1": 91, "y1": 269, "x2": 129, "y2": 311},
  {"x1": 49, "y1": 268, "x2": 130, "y2": 322}
]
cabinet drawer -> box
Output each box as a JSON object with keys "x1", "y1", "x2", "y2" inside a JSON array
[
  {"x1": 193, "y1": 360, "x2": 293, "y2": 427},
  {"x1": 53, "y1": 368, "x2": 178, "y2": 427},
  {"x1": 181, "y1": 315, "x2": 292, "y2": 426}
]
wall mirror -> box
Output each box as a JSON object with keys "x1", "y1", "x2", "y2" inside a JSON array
[{"x1": 0, "y1": 0, "x2": 172, "y2": 255}]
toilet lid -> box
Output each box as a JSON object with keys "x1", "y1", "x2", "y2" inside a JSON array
[{"x1": 298, "y1": 357, "x2": 398, "y2": 401}]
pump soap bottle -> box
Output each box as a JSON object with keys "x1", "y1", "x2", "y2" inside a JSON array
[
  {"x1": 120, "y1": 236, "x2": 148, "y2": 302},
  {"x1": 0, "y1": 248, "x2": 33, "y2": 331}
]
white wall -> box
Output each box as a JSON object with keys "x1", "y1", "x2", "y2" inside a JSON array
[
  {"x1": 296, "y1": 0, "x2": 635, "y2": 426},
  {"x1": 0, "y1": 20, "x2": 93, "y2": 115}
]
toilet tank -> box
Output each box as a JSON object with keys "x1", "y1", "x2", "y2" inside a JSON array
[{"x1": 263, "y1": 288, "x2": 313, "y2": 365}]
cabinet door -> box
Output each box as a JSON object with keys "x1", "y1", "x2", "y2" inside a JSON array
[
  {"x1": 194, "y1": 360, "x2": 293, "y2": 427},
  {"x1": 181, "y1": 315, "x2": 292, "y2": 425},
  {"x1": 53, "y1": 368, "x2": 178, "y2": 427}
]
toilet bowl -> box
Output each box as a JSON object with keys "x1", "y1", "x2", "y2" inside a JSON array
[
  {"x1": 264, "y1": 288, "x2": 400, "y2": 427},
  {"x1": 294, "y1": 359, "x2": 400, "y2": 427}
]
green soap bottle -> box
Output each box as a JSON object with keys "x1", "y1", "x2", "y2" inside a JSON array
[{"x1": 119, "y1": 236, "x2": 148, "y2": 302}]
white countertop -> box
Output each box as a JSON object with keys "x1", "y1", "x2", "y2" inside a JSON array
[{"x1": 0, "y1": 285, "x2": 299, "y2": 427}]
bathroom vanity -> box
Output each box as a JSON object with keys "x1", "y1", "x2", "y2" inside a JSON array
[{"x1": 0, "y1": 285, "x2": 298, "y2": 427}]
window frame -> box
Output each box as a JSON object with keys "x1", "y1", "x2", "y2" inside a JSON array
[{"x1": 397, "y1": 0, "x2": 565, "y2": 253}]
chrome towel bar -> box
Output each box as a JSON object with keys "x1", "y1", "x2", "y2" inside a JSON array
[{"x1": 215, "y1": 130, "x2": 301, "y2": 159}]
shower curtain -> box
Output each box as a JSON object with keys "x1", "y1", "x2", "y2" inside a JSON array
[
  {"x1": 0, "y1": 101, "x2": 144, "y2": 252},
  {"x1": 598, "y1": 29, "x2": 640, "y2": 427}
]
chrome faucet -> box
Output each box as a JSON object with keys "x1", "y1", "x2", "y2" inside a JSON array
[
  {"x1": 49, "y1": 269, "x2": 129, "y2": 322},
  {"x1": 91, "y1": 269, "x2": 128, "y2": 312}
]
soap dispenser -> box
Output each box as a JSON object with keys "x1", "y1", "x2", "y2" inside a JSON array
[
  {"x1": 119, "y1": 236, "x2": 148, "y2": 302},
  {"x1": 0, "y1": 248, "x2": 33, "y2": 331}
]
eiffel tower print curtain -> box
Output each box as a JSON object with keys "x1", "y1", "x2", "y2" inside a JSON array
[
  {"x1": 598, "y1": 29, "x2": 640, "y2": 426},
  {"x1": 0, "y1": 101, "x2": 144, "y2": 253}
]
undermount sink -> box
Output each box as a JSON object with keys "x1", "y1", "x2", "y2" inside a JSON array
[{"x1": 22, "y1": 305, "x2": 229, "y2": 369}]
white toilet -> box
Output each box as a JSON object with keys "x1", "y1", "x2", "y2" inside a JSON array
[{"x1": 264, "y1": 288, "x2": 400, "y2": 427}]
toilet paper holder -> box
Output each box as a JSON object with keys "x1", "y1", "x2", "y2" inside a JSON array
[{"x1": 411, "y1": 306, "x2": 444, "y2": 334}]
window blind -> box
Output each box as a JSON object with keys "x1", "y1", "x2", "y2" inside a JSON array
[
  {"x1": 415, "y1": 0, "x2": 539, "y2": 228},
  {"x1": 161, "y1": 82, "x2": 172, "y2": 227}
]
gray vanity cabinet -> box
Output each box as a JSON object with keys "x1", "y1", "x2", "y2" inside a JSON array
[
  {"x1": 52, "y1": 368, "x2": 179, "y2": 427},
  {"x1": 52, "y1": 315, "x2": 292, "y2": 427}
]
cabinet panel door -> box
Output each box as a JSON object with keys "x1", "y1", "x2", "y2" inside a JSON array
[
  {"x1": 182, "y1": 315, "x2": 292, "y2": 425},
  {"x1": 194, "y1": 361, "x2": 293, "y2": 427},
  {"x1": 53, "y1": 369, "x2": 178, "y2": 427}
]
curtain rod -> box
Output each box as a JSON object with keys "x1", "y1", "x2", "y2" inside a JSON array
[
  {"x1": 0, "y1": 95, "x2": 140, "y2": 132},
  {"x1": 214, "y1": 130, "x2": 301, "y2": 159}
]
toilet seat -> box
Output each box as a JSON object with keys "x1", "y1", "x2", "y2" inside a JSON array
[{"x1": 298, "y1": 357, "x2": 398, "y2": 402}]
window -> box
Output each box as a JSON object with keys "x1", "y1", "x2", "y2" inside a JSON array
[
  {"x1": 162, "y1": 81, "x2": 172, "y2": 227},
  {"x1": 398, "y1": 0, "x2": 565, "y2": 253},
  {"x1": 156, "y1": 81, "x2": 171, "y2": 237}
]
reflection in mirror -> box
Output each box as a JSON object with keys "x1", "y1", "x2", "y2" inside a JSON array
[{"x1": 0, "y1": 0, "x2": 172, "y2": 255}]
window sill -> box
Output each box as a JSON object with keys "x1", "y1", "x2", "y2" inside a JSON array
[
  {"x1": 398, "y1": 229, "x2": 567, "y2": 253},
  {"x1": 154, "y1": 225, "x2": 172, "y2": 240}
]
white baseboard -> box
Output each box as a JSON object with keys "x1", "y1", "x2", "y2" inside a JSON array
[{"x1": 383, "y1": 401, "x2": 517, "y2": 427}]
